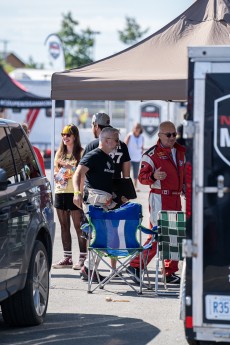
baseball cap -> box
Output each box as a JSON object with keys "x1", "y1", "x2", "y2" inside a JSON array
[{"x1": 91, "y1": 112, "x2": 111, "y2": 127}]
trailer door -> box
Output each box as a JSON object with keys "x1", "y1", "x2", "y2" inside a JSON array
[{"x1": 192, "y1": 60, "x2": 230, "y2": 338}]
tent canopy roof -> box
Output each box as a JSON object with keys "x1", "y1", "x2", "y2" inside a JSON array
[
  {"x1": 51, "y1": 0, "x2": 230, "y2": 102},
  {"x1": 0, "y1": 66, "x2": 52, "y2": 109}
]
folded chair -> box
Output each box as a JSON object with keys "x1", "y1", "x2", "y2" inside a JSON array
[
  {"x1": 82, "y1": 202, "x2": 156, "y2": 295},
  {"x1": 155, "y1": 210, "x2": 186, "y2": 296}
]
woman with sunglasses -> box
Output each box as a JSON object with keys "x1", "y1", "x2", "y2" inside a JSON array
[
  {"x1": 52, "y1": 124, "x2": 87, "y2": 270},
  {"x1": 127, "y1": 121, "x2": 186, "y2": 285}
]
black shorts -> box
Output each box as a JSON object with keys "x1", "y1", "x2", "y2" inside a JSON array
[{"x1": 54, "y1": 193, "x2": 79, "y2": 211}]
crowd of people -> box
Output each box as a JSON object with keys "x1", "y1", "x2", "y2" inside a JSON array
[{"x1": 22, "y1": 114, "x2": 186, "y2": 285}]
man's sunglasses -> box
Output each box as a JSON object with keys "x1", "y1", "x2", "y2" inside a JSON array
[
  {"x1": 160, "y1": 132, "x2": 177, "y2": 138},
  {"x1": 61, "y1": 133, "x2": 71, "y2": 137},
  {"x1": 106, "y1": 137, "x2": 119, "y2": 143}
]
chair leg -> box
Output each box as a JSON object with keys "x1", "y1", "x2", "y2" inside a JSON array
[
  {"x1": 142, "y1": 248, "x2": 152, "y2": 290},
  {"x1": 139, "y1": 252, "x2": 142, "y2": 294},
  {"x1": 162, "y1": 259, "x2": 166, "y2": 290},
  {"x1": 87, "y1": 249, "x2": 150, "y2": 295},
  {"x1": 88, "y1": 249, "x2": 91, "y2": 293},
  {"x1": 155, "y1": 243, "x2": 160, "y2": 293}
]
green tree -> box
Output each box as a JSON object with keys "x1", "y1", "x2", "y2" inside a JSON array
[
  {"x1": 58, "y1": 12, "x2": 99, "y2": 69},
  {"x1": 118, "y1": 16, "x2": 149, "y2": 45},
  {"x1": 26, "y1": 56, "x2": 44, "y2": 69}
]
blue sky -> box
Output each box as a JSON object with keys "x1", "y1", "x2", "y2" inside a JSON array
[{"x1": 1, "y1": 0, "x2": 194, "y2": 68}]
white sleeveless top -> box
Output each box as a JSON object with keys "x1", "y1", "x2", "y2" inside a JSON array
[{"x1": 127, "y1": 133, "x2": 144, "y2": 162}]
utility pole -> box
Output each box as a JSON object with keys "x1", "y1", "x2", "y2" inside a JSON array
[{"x1": 0, "y1": 39, "x2": 9, "y2": 61}]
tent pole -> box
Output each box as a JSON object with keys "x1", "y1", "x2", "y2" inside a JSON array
[
  {"x1": 107, "y1": 101, "x2": 112, "y2": 122},
  {"x1": 51, "y1": 100, "x2": 56, "y2": 194},
  {"x1": 167, "y1": 101, "x2": 169, "y2": 121}
]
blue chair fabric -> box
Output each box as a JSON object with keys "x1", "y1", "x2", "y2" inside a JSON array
[{"x1": 84, "y1": 202, "x2": 156, "y2": 294}]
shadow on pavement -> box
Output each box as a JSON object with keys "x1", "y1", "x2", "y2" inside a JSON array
[{"x1": 0, "y1": 312, "x2": 159, "y2": 345}]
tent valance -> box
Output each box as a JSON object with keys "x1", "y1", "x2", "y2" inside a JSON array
[{"x1": 0, "y1": 66, "x2": 52, "y2": 109}]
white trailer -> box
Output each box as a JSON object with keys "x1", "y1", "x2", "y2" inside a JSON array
[{"x1": 6, "y1": 69, "x2": 66, "y2": 155}]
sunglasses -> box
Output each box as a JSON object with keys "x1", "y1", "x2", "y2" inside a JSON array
[
  {"x1": 160, "y1": 132, "x2": 177, "y2": 138},
  {"x1": 106, "y1": 137, "x2": 119, "y2": 143},
  {"x1": 61, "y1": 133, "x2": 71, "y2": 137}
]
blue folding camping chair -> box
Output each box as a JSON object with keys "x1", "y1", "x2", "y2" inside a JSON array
[{"x1": 82, "y1": 202, "x2": 157, "y2": 294}]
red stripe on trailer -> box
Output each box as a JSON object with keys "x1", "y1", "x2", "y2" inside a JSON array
[{"x1": 25, "y1": 108, "x2": 40, "y2": 131}]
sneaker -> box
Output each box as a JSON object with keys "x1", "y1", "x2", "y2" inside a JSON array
[
  {"x1": 52, "y1": 257, "x2": 73, "y2": 269},
  {"x1": 80, "y1": 265, "x2": 106, "y2": 283},
  {"x1": 126, "y1": 266, "x2": 140, "y2": 284},
  {"x1": 166, "y1": 274, "x2": 181, "y2": 284},
  {"x1": 73, "y1": 257, "x2": 86, "y2": 270}
]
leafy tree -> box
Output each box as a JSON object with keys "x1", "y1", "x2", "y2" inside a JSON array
[
  {"x1": 0, "y1": 55, "x2": 18, "y2": 73},
  {"x1": 118, "y1": 16, "x2": 149, "y2": 45},
  {"x1": 26, "y1": 56, "x2": 44, "y2": 69},
  {"x1": 58, "y1": 12, "x2": 100, "y2": 69}
]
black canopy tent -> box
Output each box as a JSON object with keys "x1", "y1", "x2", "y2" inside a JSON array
[{"x1": 0, "y1": 66, "x2": 52, "y2": 109}]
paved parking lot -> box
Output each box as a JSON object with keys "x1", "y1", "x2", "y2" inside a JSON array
[{"x1": 0, "y1": 173, "x2": 188, "y2": 345}]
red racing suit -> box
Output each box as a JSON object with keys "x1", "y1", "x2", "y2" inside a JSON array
[{"x1": 130, "y1": 140, "x2": 186, "y2": 275}]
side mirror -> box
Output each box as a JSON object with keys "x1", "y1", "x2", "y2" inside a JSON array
[{"x1": 0, "y1": 168, "x2": 8, "y2": 191}]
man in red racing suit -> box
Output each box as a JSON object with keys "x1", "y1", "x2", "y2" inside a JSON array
[{"x1": 128, "y1": 121, "x2": 186, "y2": 284}]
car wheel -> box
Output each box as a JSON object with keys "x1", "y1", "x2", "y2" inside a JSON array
[{"x1": 1, "y1": 240, "x2": 49, "y2": 326}]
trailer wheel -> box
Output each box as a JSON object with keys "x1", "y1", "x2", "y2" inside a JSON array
[{"x1": 1, "y1": 240, "x2": 49, "y2": 326}]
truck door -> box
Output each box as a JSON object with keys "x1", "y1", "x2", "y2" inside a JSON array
[{"x1": 185, "y1": 47, "x2": 230, "y2": 343}]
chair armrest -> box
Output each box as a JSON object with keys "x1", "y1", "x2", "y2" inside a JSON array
[
  {"x1": 138, "y1": 225, "x2": 158, "y2": 236},
  {"x1": 138, "y1": 225, "x2": 158, "y2": 249},
  {"x1": 81, "y1": 223, "x2": 93, "y2": 234}
]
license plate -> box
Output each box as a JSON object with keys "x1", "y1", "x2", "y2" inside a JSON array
[{"x1": 205, "y1": 295, "x2": 230, "y2": 321}]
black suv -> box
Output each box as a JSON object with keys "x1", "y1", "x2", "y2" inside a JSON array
[{"x1": 0, "y1": 119, "x2": 55, "y2": 327}]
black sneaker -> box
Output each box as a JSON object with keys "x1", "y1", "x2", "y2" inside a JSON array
[
  {"x1": 166, "y1": 274, "x2": 181, "y2": 284},
  {"x1": 126, "y1": 266, "x2": 140, "y2": 284},
  {"x1": 80, "y1": 265, "x2": 106, "y2": 283}
]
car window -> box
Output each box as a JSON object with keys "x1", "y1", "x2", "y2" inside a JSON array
[
  {"x1": 0, "y1": 126, "x2": 18, "y2": 184},
  {"x1": 9, "y1": 126, "x2": 41, "y2": 180}
]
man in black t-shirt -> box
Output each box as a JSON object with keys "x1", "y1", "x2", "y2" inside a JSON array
[
  {"x1": 73, "y1": 127, "x2": 120, "y2": 282},
  {"x1": 80, "y1": 147, "x2": 115, "y2": 195},
  {"x1": 83, "y1": 112, "x2": 130, "y2": 179},
  {"x1": 73, "y1": 127, "x2": 120, "y2": 209}
]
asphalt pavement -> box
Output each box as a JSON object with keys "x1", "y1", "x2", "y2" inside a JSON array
[{"x1": 0, "y1": 171, "x2": 188, "y2": 345}]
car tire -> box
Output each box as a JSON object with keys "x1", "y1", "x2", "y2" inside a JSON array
[{"x1": 1, "y1": 240, "x2": 49, "y2": 326}]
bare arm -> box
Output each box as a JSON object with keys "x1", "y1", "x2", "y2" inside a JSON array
[
  {"x1": 124, "y1": 133, "x2": 130, "y2": 146},
  {"x1": 72, "y1": 165, "x2": 89, "y2": 208},
  {"x1": 122, "y1": 161, "x2": 131, "y2": 178},
  {"x1": 141, "y1": 135, "x2": 145, "y2": 154}
]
